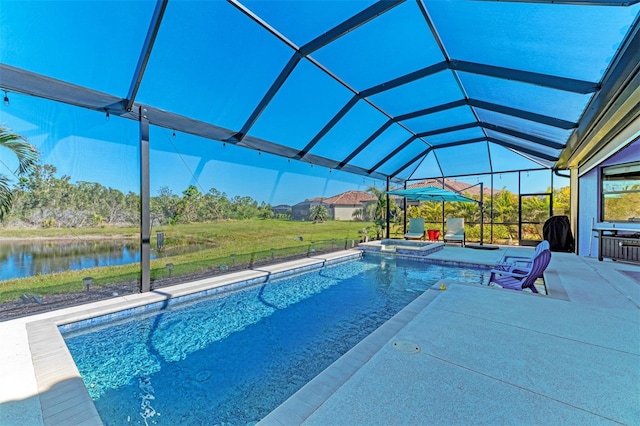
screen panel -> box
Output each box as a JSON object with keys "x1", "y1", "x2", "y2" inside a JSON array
[{"x1": 313, "y1": 1, "x2": 444, "y2": 90}]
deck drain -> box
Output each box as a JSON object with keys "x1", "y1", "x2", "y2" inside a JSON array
[{"x1": 392, "y1": 340, "x2": 420, "y2": 354}]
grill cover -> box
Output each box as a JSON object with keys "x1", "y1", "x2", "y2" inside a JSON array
[{"x1": 543, "y1": 215, "x2": 575, "y2": 252}]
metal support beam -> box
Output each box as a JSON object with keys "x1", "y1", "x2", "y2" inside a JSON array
[
  {"x1": 233, "y1": 53, "x2": 302, "y2": 142},
  {"x1": 139, "y1": 107, "x2": 151, "y2": 293},
  {"x1": 0, "y1": 64, "x2": 401, "y2": 184},
  {"x1": 390, "y1": 148, "x2": 432, "y2": 178},
  {"x1": 386, "y1": 176, "x2": 391, "y2": 239},
  {"x1": 395, "y1": 99, "x2": 466, "y2": 122},
  {"x1": 369, "y1": 137, "x2": 486, "y2": 174},
  {"x1": 360, "y1": 61, "x2": 448, "y2": 97},
  {"x1": 337, "y1": 119, "x2": 394, "y2": 169},
  {"x1": 232, "y1": 0, "x2": 403, "y2": 144},
  {"x1": 301, "y1": 0, "x2": 404, "y2": 55},
  {"x1": 480, "y1": 182, "x2": 484, "y2": 245},
  {"x1": 368, "y1": 135, "x2": 420, "y2": 173},
  {"x1": 417, "y1": 122, "x2": 477, "y2": 138},
  {"x1": 449, "y1": 60, "x2": 599, "y2": 94},
  {"x1": 125, "y1": 0, "x2": 168, "y2": 112},
  {"x1": 480, "y1": 122, "x2": 566, "y2": 149},
  {"x1": 468, "y1": 99, "x2": 577, "y2": 129},
  {"x1": 487, "y1": 137, "x2": 559, "y2": 162},
  {"x1": 295, "y1": 95, "x2": 360, "y2": 159}
]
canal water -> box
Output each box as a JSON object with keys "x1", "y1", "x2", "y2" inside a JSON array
[{"x1": 0, "y1": 239, "x2": 152, "y2": 281}]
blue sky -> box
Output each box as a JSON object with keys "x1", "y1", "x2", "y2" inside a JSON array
[
  {"x1": 0, "y1": 92, "x2": 382, "y2": 206},
  {"x1": 0, "y1": 92, "x2": 566, "y2": 203},
  {"x1": 3, "y1": 0, "x2": 626, "y2": 204}
]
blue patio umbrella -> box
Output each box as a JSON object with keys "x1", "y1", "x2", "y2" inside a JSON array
[
  {"x1": 388, "y1": 186, "x2": 493, "y2": 248},
  {"x1": 387, "y1": 187, "x2": 477, "y2": 203}
]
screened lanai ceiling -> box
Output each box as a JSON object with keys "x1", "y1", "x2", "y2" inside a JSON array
[{"x1": 1, "y1": 0, "x2": 639, "y2": 184}]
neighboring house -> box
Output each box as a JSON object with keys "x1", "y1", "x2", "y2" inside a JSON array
[
  {"x1": 291, "y1": 191, "x2": 376, "y2": 221},
  {"x1": 271, "y1": 204, "x2": 292, "y2": 217},
  {"x1": 291, "y1": 197, "x2": 327, "y2": 221},
  {"x1": 323, "y1": 191, "x2": 376, "y2": 220}
]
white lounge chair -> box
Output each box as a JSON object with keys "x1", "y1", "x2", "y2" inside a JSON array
[
  {"x1": 404, "y1": 218, "x2": 425, "y2": 240},
  {"x1": 443, "y1": 218, "x2": 465, "y2": 246}
]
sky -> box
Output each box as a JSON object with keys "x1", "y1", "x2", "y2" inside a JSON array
[
  {"x1": 0, "y1": 93, "x2": 382, "y2": 206},
  {"x1": 0, "y1": 92, "x2": 567, "y2": 205},
  {"x1": 3, "y1": 0, "x2": 629, "y2": 204}
]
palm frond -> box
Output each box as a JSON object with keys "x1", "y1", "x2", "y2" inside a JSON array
[
  {"x1": 0, "y1": 129, "x2": 39, "y2": 175},
  {"x1": 0, "y1": 174, "x2": 14, "y2": 221}
]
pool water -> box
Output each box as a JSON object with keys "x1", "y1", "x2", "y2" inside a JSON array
[{"x1": 62, "y1": 256, "x2": 489, "y2": 425}]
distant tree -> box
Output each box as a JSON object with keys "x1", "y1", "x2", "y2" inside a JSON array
[
  {"x1": 150, "y1": 186, "x2": 175, "y2": 225},
  {"x1": 13, "y1": 164, "x2": 67, "y2": 226},
  {"x1": 229, "y1": 195, "x2": 259, "y2": 219},
  {"x1": 491, "y1": 189, "x2": 518, "y2": 224},
  {"x1": 257, "y1": 202, "x2": 274, "y2": 219},
  {"x1": 204, "y1": 188, "x2": 231, "y2": 220},
  {"x1": 309, "y1": 205, "x2": 329, "y2": 223},
  {"x1": 175, "y1": 185, "x2": 203, "y2": 223},
  {"x1": 0, "y1": 126, "x2": 38, "y2": 220},
  {"x1": 413, "y1": 201, "x2": 442, "y2": 222},
  {"x1": 552, "y1": 186, "x2": 570, "y2": 215},
  {"x1": 454, "y1": 200, "x2": 481, "y2": 224}
]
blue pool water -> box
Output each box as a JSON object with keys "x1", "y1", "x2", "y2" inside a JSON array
[{"x1": 62, "y1": 256, "x2": 489, "y2": 425}]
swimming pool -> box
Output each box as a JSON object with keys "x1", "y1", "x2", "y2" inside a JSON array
[{"x1": 62, "y1": 256, "x2": 489, "y2": 425}]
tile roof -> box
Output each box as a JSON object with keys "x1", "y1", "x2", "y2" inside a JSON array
[{"x1": 322, "y1": 190, "x2": 377, "y2": 206}]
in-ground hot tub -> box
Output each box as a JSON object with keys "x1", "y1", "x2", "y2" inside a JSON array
[{"x1": 358, "y1": 239, "x2": 444, "y2": 257}]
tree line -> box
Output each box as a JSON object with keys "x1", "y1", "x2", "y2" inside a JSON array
[
  {"x1": 1, "y1": 160, "x2": 574, "y2": 238},
  {"x1": 3, "y1": 163, "x2": 276, "y2": 228}
]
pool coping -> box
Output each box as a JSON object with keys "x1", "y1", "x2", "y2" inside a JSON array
[
  {"x1": 257, "y1": 278, "x2": 458, "y2": 425},
  {"x1": 19, "y1": 250, "x2": 363, "y2": 426}
]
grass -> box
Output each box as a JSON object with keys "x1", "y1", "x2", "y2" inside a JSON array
[{"x1": 0, "y1": 219, "x2": 373, "y2": 303}]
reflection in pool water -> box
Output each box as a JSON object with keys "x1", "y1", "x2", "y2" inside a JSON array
[{"x1": 62, "y1": 257, "x2": 490, "y2": 425}]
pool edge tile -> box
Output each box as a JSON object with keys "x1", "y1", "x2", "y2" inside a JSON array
[{"x1": 257, "y1": 282, "x2": 447, "y2": 425}]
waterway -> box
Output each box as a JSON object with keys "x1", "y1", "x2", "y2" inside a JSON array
[{"x1": 0, "y1": 239, "x2": 154, "y2": 281}]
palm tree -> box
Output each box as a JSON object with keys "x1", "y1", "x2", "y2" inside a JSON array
[
  {"x1": 309, "y1": 204, "x2": 329, "y2": 223},
  {"x1": 366, "y1": 186, "x2": 398, "y2": 238},
  {"x1": 0, "y1": 126, "x2": 38, "y2": 220}
]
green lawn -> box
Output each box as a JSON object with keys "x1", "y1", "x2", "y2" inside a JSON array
[{"x1": 0, "y1": 219, "x2": 375, "y2": 302}]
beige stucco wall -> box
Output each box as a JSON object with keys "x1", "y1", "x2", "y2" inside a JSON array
[{"x1": 332, "y1": 206, "x2": 360, "y2": 221}]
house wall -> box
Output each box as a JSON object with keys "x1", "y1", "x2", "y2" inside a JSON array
[
  {"x1": 291, "y1": 204, "x2": 309, "y2": 221},
  {"x1": 332, "y1": 206, "x2": 360, "y2": 221},
  {"x1": 577, "y1": 139, "x2": 640, "y2": 257},
  {"x1": 292, "y1": 201, "x2": 327, "y2": 221}
]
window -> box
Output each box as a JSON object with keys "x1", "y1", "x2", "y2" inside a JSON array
[{"x1": 601, "y1": 161, "x2": 640, "y2": 222}]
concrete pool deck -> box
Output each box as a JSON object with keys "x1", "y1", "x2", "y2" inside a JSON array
[{"x1": 1, "y1": 246, "x2": 639, "y2": 425}]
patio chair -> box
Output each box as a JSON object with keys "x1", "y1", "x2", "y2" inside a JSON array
[
  {"x1": 443, "y1": 218, "x2": 465, "y2": 246},
  {"x1": 494, "y1": 240, "x2": 550, "y2": 273},
  {"x1": 488, "y1": 248, "x2": 551, "y2": 293},
  {"x1": 404, "y1": 218, "x2": 425, "y2": 240}
]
